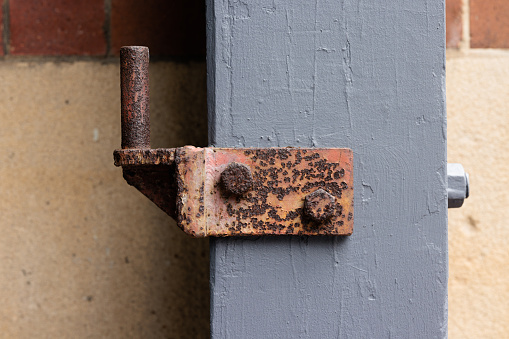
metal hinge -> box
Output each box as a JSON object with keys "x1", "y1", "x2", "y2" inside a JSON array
[{"x1": 114, "y1": 47, "x2": 354, "y2": 237}]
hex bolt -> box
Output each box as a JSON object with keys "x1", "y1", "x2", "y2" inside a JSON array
[
  {"x1": 304, "y1": 189, "x2": 336, "y2": 222},
  {"x1": 447, "y1": 163, "x2": 470, "y2": 208},
  {"x1": 221, "y1": 162, "x2": 254, "y2": 195},
  {"x1": 120, "y1": 46, "x2": 150, "y2": 149}
]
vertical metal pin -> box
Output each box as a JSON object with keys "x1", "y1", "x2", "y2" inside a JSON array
[{"x1": 120, "y1": 46, "x2": 150, "y2": 149}]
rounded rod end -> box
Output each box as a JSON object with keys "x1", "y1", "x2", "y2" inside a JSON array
[{"x1": 120, "y1": 46, "x2": 150, "y2": 149}]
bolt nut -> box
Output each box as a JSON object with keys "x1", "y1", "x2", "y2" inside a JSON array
[
  {"x1": 304, "y1": 189, "x2": 336, "y2": 222},
  {"x1": 221, "y1": 162, "x2": 253, "y2": 195},
  {"x1": 447, "y1": 163, "x2": 469, "y2": 208}
]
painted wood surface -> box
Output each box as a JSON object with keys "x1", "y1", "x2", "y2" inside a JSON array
[{"x1": 207, "y1": 1, "x2": 447, "y2": 338}]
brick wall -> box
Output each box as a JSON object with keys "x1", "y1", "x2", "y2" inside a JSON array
[
  {"x1": 447, "y1": 0, "x2": 509, "y2": 48},
  {"x1": 470, "y1": 0, "x2": 509, "y2": 48},
  {"x1": 0, "y1": 0, "x2": 504, "y2": 56},
  {"x1": 446, "y1": 1, "x2": 509, "y2": 339},
  {"x1": 2, "y1": 0, "x2": 206, "y2": 56}
]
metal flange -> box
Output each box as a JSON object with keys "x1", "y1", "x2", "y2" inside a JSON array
[{"x1": 115, "y1": 146, "x2": 354, "y2": 237}]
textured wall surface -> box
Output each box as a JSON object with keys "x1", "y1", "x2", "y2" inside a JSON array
[
  {"x1": 447, "y1": 49, "x2": 509, "y2": 339},
  {"x1": 0, "y1": 61, "x2": 210, "y2": 338},
  {"x1": 208, "y1": 0, "x2": 447, "y2": 338}
]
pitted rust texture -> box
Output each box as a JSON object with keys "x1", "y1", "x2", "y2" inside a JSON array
[
  {"x1": 114, "y1": 148, "x2": 177, "y2": 217},
  {"x1": 221, "y1": 162, "x2": 253, "y2": 195},
  {"x1": 304, "y1": 189, "x2": 336, "y2": 222},
  {"x1": 120, "y1": 46, "x2": 150, "y2": 149},
  {"x1": 114, "y1": 146, "x2": 353, "y2": 237},
  {"x1": 176, "y1": 146, "x2": 353, "y2": 237},
  {"x1": 114, "y1": 148, "x2": 175, "y2": 166},
  {"x1": 122, "y1": 165, "x2": 177, "y2": 218}
]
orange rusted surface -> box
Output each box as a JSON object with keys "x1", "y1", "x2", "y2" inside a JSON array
[
  {"x1": 114, "y1": 148, "x2": 175, "y2": 166},
  {"x1": 175, "y1": 146, "x2": 353, "y2": 237}
]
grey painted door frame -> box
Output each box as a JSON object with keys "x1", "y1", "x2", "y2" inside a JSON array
[{"x1": 207, "y1": 1, "x2": 447, "y2": 338}]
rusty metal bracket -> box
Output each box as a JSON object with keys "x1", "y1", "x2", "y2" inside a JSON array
[{"x1": 114, "y1": 47, "x2": 354, "y2": 237}]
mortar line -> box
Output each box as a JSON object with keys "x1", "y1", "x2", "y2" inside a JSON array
[
  {"x1": 104, "y1": 0, "x2": 112, "y2": 56},
  {"x1": 2, "y1": 0, "x2": 9, "y2": 55},
  {"x1": 460, "y1": 0, "x2": 470, "y2": 51}
]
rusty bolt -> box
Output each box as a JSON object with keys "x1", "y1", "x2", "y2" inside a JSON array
[
  {"x1": 304, "y1": 189, "x2": 336, "y2": 222},
  {"x1": 221, "y1": 162, "x2": 253, "y2": 195}
]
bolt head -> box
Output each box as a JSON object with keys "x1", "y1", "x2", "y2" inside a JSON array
[
  {"x1": 221, "y1": 162, "x2": 253, "y2": 195},
  {"x1": 447, "y1": 163, "x2": 469, "y2": 208},
  {"x1": 304, "y1": 189, "x2": 336, "y2": 222}
]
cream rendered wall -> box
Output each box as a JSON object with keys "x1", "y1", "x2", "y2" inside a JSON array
[
  {"x1": 0, "y1": 60, "x2": 210, "y2": 338},
  {"x1": 447, "y1": 50, "x2": 509, "y2": 338}
]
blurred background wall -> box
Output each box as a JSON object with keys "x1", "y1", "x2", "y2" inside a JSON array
[
  {"x1": 447, "y1": 0, "x2": 509, "y2": 337},
  {"x1": 0, "y1": 0, "x2": 506, "y2": 338},
  {"x1": 0, "y1": 1, "x2": 210, "y2": 338}
]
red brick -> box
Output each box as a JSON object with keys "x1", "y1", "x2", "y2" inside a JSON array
[
  {"x1": 10, "y1": 0, "x2": 106, "y2": 56},
  {"x1": 111, "y1": 0, "x2": 205, "y2": 57},
  {"x1": 471, "y1": 0, "x2": 509, "y2": 48},
  {"x1": 446, "y1": 0, "x2": 462, "y2": 48}
]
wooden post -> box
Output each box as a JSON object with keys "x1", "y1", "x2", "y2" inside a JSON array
[{"x1": 207, "y1": 1, "x2": 447, "y2": 337}]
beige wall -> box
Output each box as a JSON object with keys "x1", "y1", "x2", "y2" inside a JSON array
[
  {"x1": 0, "y1": 51, "x2": 507, "y2": 337},
  {"x1": 447, "y1": 49, "x2": 509, "y2": 338},
  {"x1": 0, "y1": 60, "x2": 210, "y2": 338}
]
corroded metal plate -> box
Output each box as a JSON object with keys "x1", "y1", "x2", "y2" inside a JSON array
[{"x1": 176, "y1": 146, "x2": 353, "y2": 237}]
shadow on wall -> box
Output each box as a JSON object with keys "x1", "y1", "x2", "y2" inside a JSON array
[
  {"x1": 132, "y1": 60, "x2": 210, "y2": 337},
  {"x1": 140, "y1": 1, "x2": 210, "y2": 336},
  {"x1": 106, "y1": 0, "x2": 210, "y2": 333}
]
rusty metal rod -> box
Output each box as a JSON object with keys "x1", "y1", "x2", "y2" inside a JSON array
[{"x1": 120, "y1": 46, "x2": 150, "y2": 149}]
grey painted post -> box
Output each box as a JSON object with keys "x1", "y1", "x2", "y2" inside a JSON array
[{"x1": 207, "y1": 1, "x2": 447, "y2": 338}]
